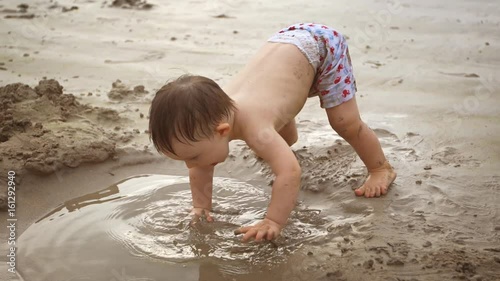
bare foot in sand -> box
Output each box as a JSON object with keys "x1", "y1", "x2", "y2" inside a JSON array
[{"x1": 355, "y1": 161, "x2": 397, "y2": 197}]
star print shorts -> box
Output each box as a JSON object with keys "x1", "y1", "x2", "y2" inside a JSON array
[{"x1": 268, "y1": 23, "x2": 357, "y2": 109}]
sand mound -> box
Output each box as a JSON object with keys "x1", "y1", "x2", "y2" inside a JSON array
[
  {"x1": 256, "y1": 142, "x2": 362, "y2": 193},
  {"x1": 107, "y1": 79, "x2": 149, "y2": 101},
  {"x1": 293, "y1": 143, "x2": 363, "y2": 193},
  {"x1": 0, "y1": 79, "x2": 136, "y2": 183}
]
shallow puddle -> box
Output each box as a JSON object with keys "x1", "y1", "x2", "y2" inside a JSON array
[{"x1": 17, "y1": 174, "x2": 337, "y2": 281}]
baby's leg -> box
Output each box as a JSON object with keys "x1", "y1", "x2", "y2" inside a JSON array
[
  {"x1": 326, "y1": 97, "x2": 396, "y2": 197},
  {"x1": 278, "y1": 119, "x2": 298, "y2": 146}
]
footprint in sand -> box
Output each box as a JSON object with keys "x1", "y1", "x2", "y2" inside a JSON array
[{"x1": 431, "y1": 146, "x2": 480, "y2": 167}]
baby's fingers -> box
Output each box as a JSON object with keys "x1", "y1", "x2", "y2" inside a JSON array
[
  {"x1": 255, "y1": 229, "x2": 268, "y2": 242},
  {"x1": 189, "y1": 213, "x2": 201, "y2": 226},
  {"x1": 199, "y1": 209, "x2": 214, "y2": 222},
  {"x1": 190, "y1": 208, "x2": 214, "y2": 224},
  {"x1": 234, "y1": 226, "x2": 251, "y2": 235},
  {"x1": 266, "y1": 229, "x2": 279, "y2": 240},
  {"x1": 241, "y1": 228, "x2": 258, "y2": 242},
  {"x1": 205, "y1": 212, "x2": 214, "y2": 222}
]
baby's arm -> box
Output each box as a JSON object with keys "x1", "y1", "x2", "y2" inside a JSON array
[
  {"x1": 188, "y1": 164, "x2": 215, "y2": 223},
  {"x1": 236, "y1": 127, "x2": 301, "y2": 241}
]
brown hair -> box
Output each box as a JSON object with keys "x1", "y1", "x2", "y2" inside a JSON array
[{"x1": 149, "y1": 74, "x2": 236, "y2": 156}]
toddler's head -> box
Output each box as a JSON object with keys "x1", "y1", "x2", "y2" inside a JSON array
[{"x1": 149, "y1": 75, "x2": 236, "y2": 168}]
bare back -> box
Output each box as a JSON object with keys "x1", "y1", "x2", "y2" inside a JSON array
[{"x1": 223, "y1": 43, "x2": 315, "y2": 135}]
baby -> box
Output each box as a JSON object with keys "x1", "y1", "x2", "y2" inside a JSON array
[{"x1": 148, "y1": 23, "x2": 397, "y2": 242}]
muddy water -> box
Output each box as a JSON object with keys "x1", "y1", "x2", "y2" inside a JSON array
[{"x1": 16, "y1": 174, "x2": 345, "y2": 281}]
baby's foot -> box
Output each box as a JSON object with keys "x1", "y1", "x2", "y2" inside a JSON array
[{"x1": 355, "y1": 161, "x2": 397, "y2": 198}]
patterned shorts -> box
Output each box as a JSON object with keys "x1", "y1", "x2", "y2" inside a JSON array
[{"x1": 268, "y1": 23, "x2": 357, "y2": 109}]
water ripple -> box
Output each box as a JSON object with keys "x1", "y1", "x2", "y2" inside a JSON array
[{"x1": 18, "y1": 174, "x2": 330, "y2": 280}]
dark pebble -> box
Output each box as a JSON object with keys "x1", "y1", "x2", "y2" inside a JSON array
[
  {"x1": 213, "y1": 14, "x2": 230, "y2": 18},
  {"x1": 62, "y1": 6, "x2": 79, "y2": 12}
]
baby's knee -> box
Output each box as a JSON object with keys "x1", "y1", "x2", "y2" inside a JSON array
[
  {"x1": 278, "y1": 120, "x2": 298, "y2": 146},
  {"x1": 285, "y1": 133, "x2": 298, "y2": 146},
  {"x1": 330, "y1": 118, "x2": 364, "y2": 140}
]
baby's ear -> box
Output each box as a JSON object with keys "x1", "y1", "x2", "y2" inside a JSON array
[{"x1": 215, "y1": 123, "x2": 231, "y2": 137}]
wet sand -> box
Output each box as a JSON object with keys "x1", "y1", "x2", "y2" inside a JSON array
[{"x1": 1, "y1": 0, "x2": 500, "y2": 280}]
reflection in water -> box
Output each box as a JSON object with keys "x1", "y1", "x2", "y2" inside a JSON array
[
  {"x1": 36, "y1": 184, "x2": 122, "y2": 223},
  {"x1": 17, "y1": 175, "x2": 334, "y2": 281}
]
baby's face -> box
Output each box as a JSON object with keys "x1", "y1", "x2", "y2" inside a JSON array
[{"x1": 166, "y1": 135, "x2": 229, "y2": 168}]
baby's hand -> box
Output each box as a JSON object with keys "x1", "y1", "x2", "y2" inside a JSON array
[
  {"x1": 234, "y1": 218, "x2": 282, "y2": 242},
  {"x1": 189, "y1": 207, "x2": 214, "y2": 226}
]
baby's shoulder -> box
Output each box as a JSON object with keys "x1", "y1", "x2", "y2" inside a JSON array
[
  {"x1": 240, "y1": 123, "x2": 280, "y2": 152},
  {"x1": 239, "y1": 120, "x2": 264, "y2": 140},
  {"x1": 233, "y1": 106, "x2": 277, "y2": 145}
]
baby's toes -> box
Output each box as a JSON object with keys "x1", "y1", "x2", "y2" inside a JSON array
[
  {"x1": 355, "y1": 185, "x2": 366, "y2": 196},
  {"x1": 364, "y1": 186, "x2": 375, "y2": 198},
  {"x1": 380, "y1": 185, "x2": 388, "y2": 195}
]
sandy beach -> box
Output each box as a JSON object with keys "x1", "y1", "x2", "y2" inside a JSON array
[{"x1": 0, "y1": 0, "x2": 499, "y2": 280}]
